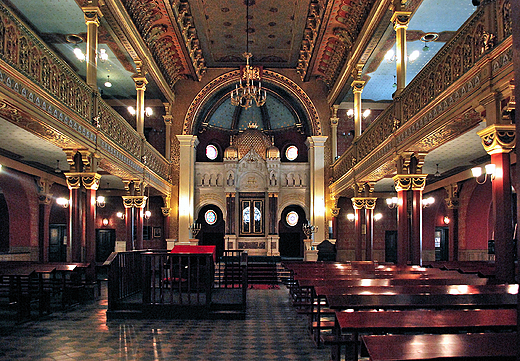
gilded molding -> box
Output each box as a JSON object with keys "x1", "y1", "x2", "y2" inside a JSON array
[
  {"x1": 351, "y1": 197, "x2": 377, "y2": 210},
  {"x1": 122, "y1": 195, "x2": 148, "y2": 209},
  {"x1": 64, "y1": 172, "x2": 82, "y2": 190},
  {"x1": 161, "y1": 207, "x2": 171, "y2": 217},
  {"x1": 477, "y1": 124, "x2": 516, "y2": 155},
  {"x1": 391, "y1": 11, "x2": 411, "y2": 30},
  {"x1": 81, "y1": 173, "x2": 101, "y2": 190},
  {"x1": 445, "y1": 197, "x2": 460, "y2": 209},
  {"x1": 331, "y1": 208, "x2": 340, "y2": 217}
]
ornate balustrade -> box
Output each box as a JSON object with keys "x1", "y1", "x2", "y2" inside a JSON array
[
  {"x1": 0, "y1": 2, "x2": 171, "y2": 194},
  {"x1": 330, "y1": 0, "x2": 512, "y2": 195}
]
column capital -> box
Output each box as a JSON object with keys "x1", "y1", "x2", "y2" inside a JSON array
[
  {"x1": 122, "y1": 195, "x2": 148, "y2": 209},
  {"x1": 351, "y1": 80, "x2": 366, "y2": 93},
  {"x1": 391, "y1": 11, "x2": 411, "y2": 30},
  {"x1": 64, "y1": 172, "x2": 82, "y2": 190},
  {"x1": 351, "y1": 197, "x2": 377, "y2": 210},
  {"x1": 305, "y1": 135, "x2": 328, "y2": 148},
  {"x1": 331, "y1": 208, "x2": 341, "y2": 217},
  {"x1": 161, "y1": 207, "x2": 171, "y2": 217},
  {"x1": 392, "y1": 174, "x2": 427, "y2": 192},
  {"x1": 477, "y1": 124, "x2": 516, "y2": 155},
  {"x1": 133, "y1": 75, "x2": 148, "y2": 91},
  {"x1": 445, "y1": 198, "x2": 460, "y2": 209},
  {"x1": 177, "y1": 134, "x2": 200, "y2": 148},
  {"x1": 81, "y1": 173, "x2": 101, "y2": 190},
  {"x1": 82, "y1": 5, "x2": 102, "y2": 27}
]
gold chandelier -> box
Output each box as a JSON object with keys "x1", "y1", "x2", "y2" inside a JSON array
[{"x1": 230, "y1": 1, "x2": 266, "y2": 109}]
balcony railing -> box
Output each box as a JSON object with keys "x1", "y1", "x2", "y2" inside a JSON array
[
  {"x1": 331, "y1": 0, "x2": 512, "y2": 184},
  {"x1": 0, "y1": 2, "x2": 171, "y2": 189}
]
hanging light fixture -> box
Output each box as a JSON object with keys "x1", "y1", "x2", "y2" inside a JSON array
[
  {"x1": 104, "y1": 75, "x2": 112, "y2": 88},
  {"x1": 434, "y1": 163, "x2": 441, "y2": 177},
  {"x1": 230, "y1": 0, "x2": 266, "y2": 110}
]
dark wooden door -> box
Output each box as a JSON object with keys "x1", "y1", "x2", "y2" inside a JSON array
[
  {"x1": 385, "y1": 230, "x2": 398, "y2": 263},
  {"x1": 96, "y1": 229, "x2": 116, "y2": 263},
  {"x1": 49, "y1": 224, "x2": 67, "y2": 262}
]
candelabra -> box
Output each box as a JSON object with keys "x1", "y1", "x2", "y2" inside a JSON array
[
  {"x1": 302, "y1": 223, "x2": 317, "y2": 238},
  {"x1": 189, "y1": 223, "x2": 201, "y2": 237}
]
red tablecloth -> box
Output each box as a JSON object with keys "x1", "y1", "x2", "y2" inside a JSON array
[{"x1": 170, "y1": 245, "x2": 216, "y2": 262}]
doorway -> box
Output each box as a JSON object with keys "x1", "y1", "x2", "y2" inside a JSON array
[
  {"x1": 96, "y1": 229, "x2": 116, "y2": 263},
  {"x1": 196, "y1": 205, "x2": 225, "y2": 259},
  {"x1": 49, "y1": 224, "x2": 67, "y2": 262},
  {"x1": 278, "y1": 205, "x2": 306, "y2": 259},
  {"x1": 435, "y1": 227, "x2": 449, "y2": 261}
]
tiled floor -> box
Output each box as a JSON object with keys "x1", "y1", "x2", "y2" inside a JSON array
[{"x1": 0, "y1": 284, "x2": 331, "y2": 361}]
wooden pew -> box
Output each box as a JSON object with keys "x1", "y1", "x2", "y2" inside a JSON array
[
  {"x1": 332, "y1": 308, "x2": 516, "y2": 361},
  {"x1": 361, "y1": 332, "x2": 516, "y2": 361}
]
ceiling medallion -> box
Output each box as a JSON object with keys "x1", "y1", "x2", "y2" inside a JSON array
[{"x1": 230, "y1": 0, "x2": 266, "y2": 110}]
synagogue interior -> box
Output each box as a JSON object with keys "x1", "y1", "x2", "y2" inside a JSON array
[{"x1": 0, "y1": 0, "x2": 519, "y2": 360}]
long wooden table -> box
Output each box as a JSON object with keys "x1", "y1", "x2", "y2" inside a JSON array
[
  {"x1": 361, "y1": 332, "x2": 516, "y2": 361},
  {"x1": 332, "y1": 308, "x2": 517, "y2": 361}
]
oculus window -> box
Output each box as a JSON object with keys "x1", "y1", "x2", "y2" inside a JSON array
[
  {"x1": 286, "y1": 211, "x2": 299, "y2": 227},
  {"x1": 206, "y1": 144, "x2": 218, "y2": 160},
  {"x1": 285, "y1": 145, "x2": 298, "y2": 161},
  {"x1": 205, "y1": 209, "x2": 217, "y2": 225}
]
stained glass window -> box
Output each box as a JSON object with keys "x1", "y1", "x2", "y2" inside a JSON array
[{"x1": 205, "y1": 209, "x2": 217, "y2": 225}]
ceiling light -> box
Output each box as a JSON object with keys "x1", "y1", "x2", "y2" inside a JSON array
[
  {"x1": 104, "y1": 75, "x2": 112, "y2": 88},
  {"x1": 230, "y1": 1, "x2": 266, "y2": 109},
  {"x1": 54, "y1": 160, "x2": 62, "y2": 173},
  {"x1": 434, "y1": 163, "x2": 441, "y2": 177}
]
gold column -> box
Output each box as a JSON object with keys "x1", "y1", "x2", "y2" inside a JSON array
[
  {"x1": 133, "y1": 61, "x2": 148, "y2": 137},
  {"x1": 391, "y1": 11, "x2": 411, "y2": 95},
  {"x1": 330, "y1": 105, "x2": 339, "y2": 161},
  {"x1": 163, "y1": 102, "x2": 173, "y2": 161},
  {"x1": 82, "y1": 2, "x2": 102, "y2": 89},
  {"x1": 352, "y1": 65, "x2": 365, "y2": 139}
]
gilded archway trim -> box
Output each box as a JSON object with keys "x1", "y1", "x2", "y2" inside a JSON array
[{"x1": 183, "y1": 70, "x2": 321, "y2": 136}]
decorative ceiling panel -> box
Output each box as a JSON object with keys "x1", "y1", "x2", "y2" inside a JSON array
[{"x1": 187, "y1": 0, "x2": 310, "y2": 68}]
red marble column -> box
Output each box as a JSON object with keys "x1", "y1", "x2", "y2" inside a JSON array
[
  {"x1": 365, "y1": 207, "x2": 373, "y2": 261},
  {"x1": 69, "y1": 187, "x2": 83, "y2": 262},
  {"x1": 394, "y1": 181, "x2": 409, "y2": 266},
  {"x1": 83, "y1": 173, "x2": 100, "y2": 278},
  {"x1": 123, "y1": 200, "x2": 134, "y2": 251},
  {"x1": 352, "y1": 198, "x2": 364, "y2": 261},
  {"x1": 491, "y1": 152, "x2": 514, "y2": 283},
  {"x1": 411, "y1": 188, "x2": 423, "y2": 265}
]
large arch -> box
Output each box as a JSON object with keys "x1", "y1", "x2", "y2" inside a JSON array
[{"x1": 183, "y1": 70, "x2": 321, "y2": 136}]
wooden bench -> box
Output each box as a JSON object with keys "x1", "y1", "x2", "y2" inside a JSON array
[
  {"x1": 333, "y1": 308, "x2": 516, "y2": 361},
  {"x1": 361, "y1": 332, "x2": 516, "y2": 361}
]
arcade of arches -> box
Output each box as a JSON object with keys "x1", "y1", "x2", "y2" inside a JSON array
[{"x1": 0, "y1": 0, "x2": 518, "y2": 284}]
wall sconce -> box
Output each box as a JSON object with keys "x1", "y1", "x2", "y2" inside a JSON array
[
  {"x1": 99, "y1": 48, "x2": 109, "y2": 62},
  {"x1": 386, "y1": 197, "x2": 398, "y2": 209},
  {"x1": 116, "y1": 211, "x2": 125, "y2": 220},
  {"x1": 347, "y1": 213, "x2": 356, "y2": 222},
  {"x1": 385, "y1": 49, "x2": 420, "y2": 64},
  {"x1": 374, "y1": 213, "x2": 383, "y2": 221},
  {"x1": 128, "y1": 106, "x2": 153, "y2": 117},
  {"x1": 96, "y1": 196, "x2": 106, "y2": 208},
  {"x1": 443, "y1": 216, "x2": 450, "y2": 225},
  {"x1": 102, "y1": 218, "x2": 109, "y2": 226},
  {"x1": 471, "y1": 164, "x2": 495, "y2": 184},
  {"x1": 422, "y1": 196, "x2": 435, "y2": 208},
  {"x1": 144, "y1": 210, "x2": 151, "y2": 219},
  {"x1": 347, "y1": 108, "x2": 371, "y2": 118},
  {"x1": 56, "y1": 197, "x2": 69, "y2": 208}
]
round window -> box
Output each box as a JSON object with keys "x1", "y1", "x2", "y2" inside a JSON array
[
  {"x1": 205, "y1": 210, "x2": 217, "y2": 225},
  {"x1": 206, "y1": 144, "x2": 218, "y2": 160},
  {"x1": 286, "y1": 211, "x2": 299, "y2": 226},
  {"x1": 285, "y1": 145, "x2": 298, "y2": 161}
]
